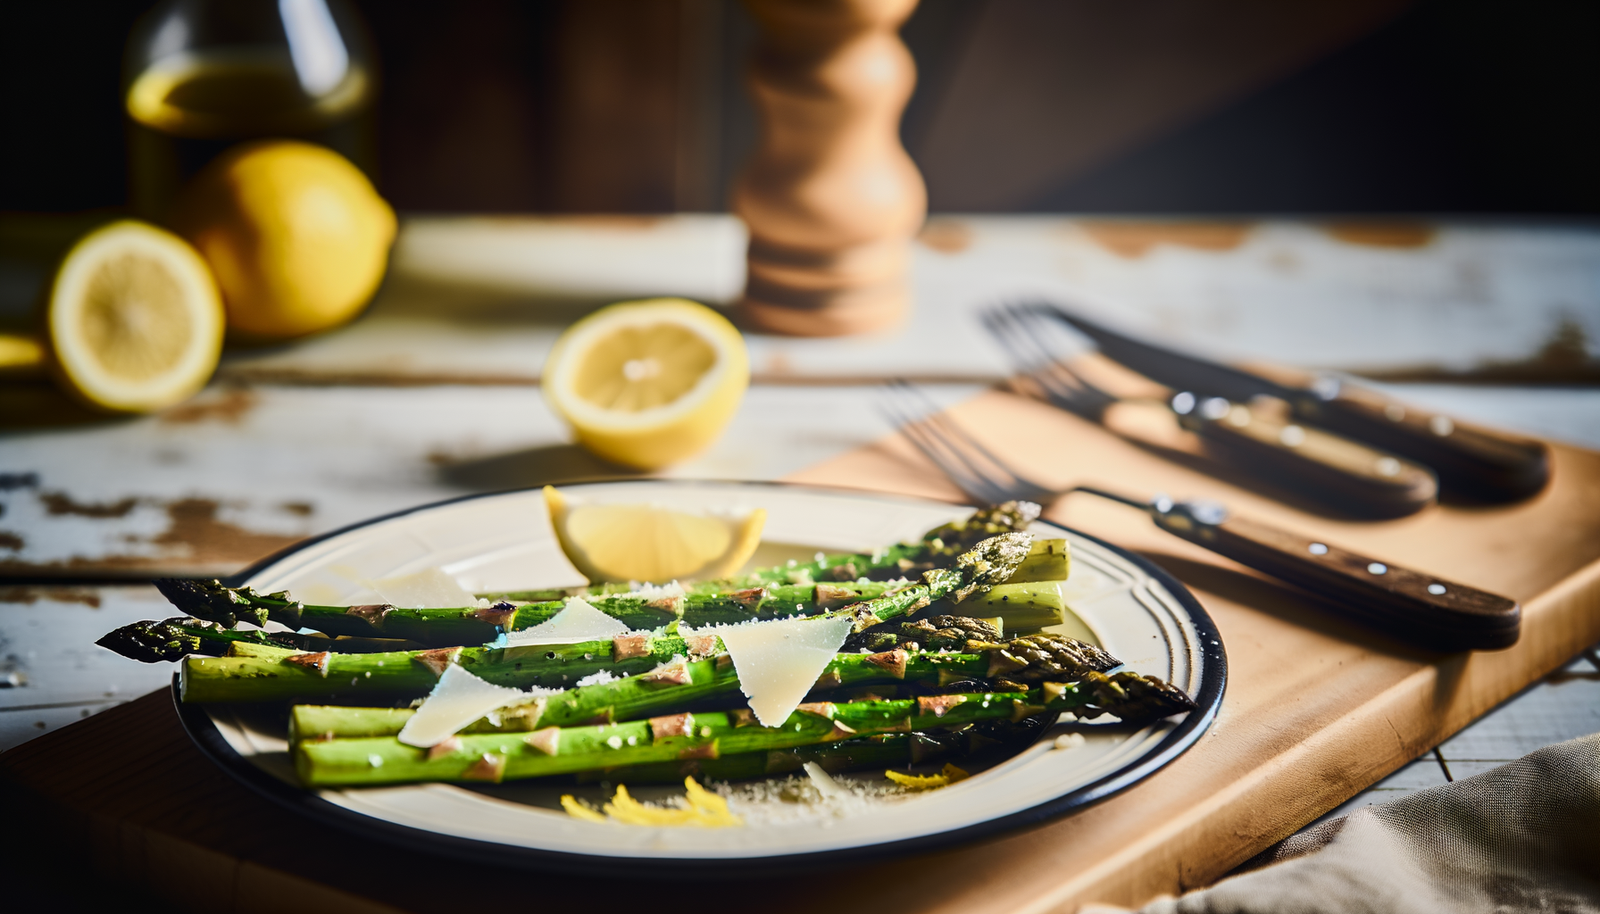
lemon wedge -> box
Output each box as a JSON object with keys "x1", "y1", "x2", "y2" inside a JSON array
[
  {"x1": 44, "y1": 220, "x2": 224, "y2": 413},
  {"x1": 544, "y1": 485, "x2": 765, "y2": 584},
  {"x1": 543, "y1": 298, "x2": 748, "y2": 469}
]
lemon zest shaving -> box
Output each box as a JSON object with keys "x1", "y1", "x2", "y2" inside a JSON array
[
  {"x1": 560, "y1": 777, "x2": 742, "y2": 828},
  {"x1": 942, "y1": 763, "x2": 971, "y2": 783},
  {"x1": 560, "y1": 794, "x2": 607, "y2": 823},
  {"x1": 885, "y1": 764, "x2": 972, "y2": 790}
]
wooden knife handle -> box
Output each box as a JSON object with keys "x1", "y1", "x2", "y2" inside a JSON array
[
  {"x1": 1291, "y1": 384, "x2": 1550, "y2": 501},
  {"x1": 1150, "y1": 501, "x2": 1520, "y2": 651},
  {"x1": 1242, "y1": 365, "x2": 1551, "y2": 501},
  {"x1": 1176, "y1": 394, "x2": 1438, "y2": 518}
]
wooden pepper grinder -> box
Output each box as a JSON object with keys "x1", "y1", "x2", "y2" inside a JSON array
[{"x1": 734, "y1": 0, "x2": 926, "y2": 337}]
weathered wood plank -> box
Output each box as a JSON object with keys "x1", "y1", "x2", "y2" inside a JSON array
[
  {"x1": 5, "y1": 380, "x2": 1600, "y2": 579},
  {"x1": 204, "y1": 217, "x2": 1600, "y2": 386},
  {"x1": 0, "y1": 384, "x2": 982, "y2": 578},
  {"x1": 0, "y1": 585, "x2": 178, "y2": 750}
]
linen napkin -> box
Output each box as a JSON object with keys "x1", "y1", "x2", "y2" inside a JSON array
[{"x1": 1084, "y1": 733, "x2": 1600, "y2": 914}]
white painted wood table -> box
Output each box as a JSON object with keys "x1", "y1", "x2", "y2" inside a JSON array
[{"x1": 2, "y1": 215, "x2": 1598, "y2": 863}]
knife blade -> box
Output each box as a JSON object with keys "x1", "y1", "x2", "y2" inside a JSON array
[
  {"x1": 1033, "y1": 302, "x2": 1551, "y2": 501},
  {"x1": 984, "y1": 307, "x2": 1438, "y2": 518}
]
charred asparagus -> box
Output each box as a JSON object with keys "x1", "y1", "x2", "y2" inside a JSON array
[
  {"x1": 295, "y1": 675, "x2": 1193, "y2": 787},
  {"x1": 179, "y1": 534, "x2": 1033, "y2": 703}
]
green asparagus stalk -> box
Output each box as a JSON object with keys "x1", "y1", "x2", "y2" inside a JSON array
[
  {"x1": 151, "y1": 575, "x2": 1066, "y2": 650},
  {"x1": 93, "y1": 617, "x2": 426, "y2": 662},
  {"x1": 570, "y1": 730, "x2": 966, "y2": 785},
  {"x1": 285, "y1": 627, "x2": 1120, "y2": 739},
  {"x1": 1009, "y1": 538, "x2": 1070, "y2": 584},
  {"x1": 178, "y1": 533, "x2": 1033, "y2": 703},
  {"x1": 159, "y1": 501, "x2": 1042, "y2": 639},
  {"x1": 182, "y1": 635, "x2": 654, "y2": 703},
  {"x1": 105, "y1": 572, "x2": 1067, "y2": 669},
  {"x1": 482, "y1": 502, "x2": 1044, "y2": 602},
  {"x1": 296, "y1": 674, "x2": 1194, "y2": 787},
  {"x1": 479, "y1": 535, "x2": 1071, "y2": 604},
  {"x1": 708, "y1": 499, "x2": 1043, "y2": 589},
  {"x1": 151, "y1": 578, "x2": 667, "y2": 648},
  {"x1": 151, "y1": 525, "x2": 1057, "y2": 652}
]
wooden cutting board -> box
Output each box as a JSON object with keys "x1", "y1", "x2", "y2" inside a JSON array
[{"x1": 4, "y1": 389, "x2": 1598, "y2": 913}]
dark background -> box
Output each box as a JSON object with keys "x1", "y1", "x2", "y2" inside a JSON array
[{"x1": 2, "y1": 0, "x2": 1596, "y2": 215}]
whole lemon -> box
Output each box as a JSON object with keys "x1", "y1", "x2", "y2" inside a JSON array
[{"x1": 171, "y1": 140, "x2": 397, "y2": 340}]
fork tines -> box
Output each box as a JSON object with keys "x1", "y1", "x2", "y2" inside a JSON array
[
  {"x1": 982, "y1": 303, "x2": 1116, "y2": 420},
  {"x1": 878, "y1": 379, "x2": 1054, "y2": 505}
]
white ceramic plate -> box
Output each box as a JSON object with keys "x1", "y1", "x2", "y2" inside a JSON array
[{"x1": 178, "y1": 481, "x2": 1225, "y2": 872}]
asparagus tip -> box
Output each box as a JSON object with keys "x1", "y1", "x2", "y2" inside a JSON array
[{"x1": 152, "y1": 577, "x2": 268, "y2": 628}]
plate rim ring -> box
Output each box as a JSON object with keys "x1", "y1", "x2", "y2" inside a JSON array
[{"x1": 174, "y1": 479, "x2": 1227, "y2": 876}]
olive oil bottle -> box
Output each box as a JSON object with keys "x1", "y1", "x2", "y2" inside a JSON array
[{"x1": 123, "y1": 0, "x2": 377, "y2": 218}]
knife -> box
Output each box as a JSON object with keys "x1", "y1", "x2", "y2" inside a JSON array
[
  {"x1": 1073, "y1": 486, "x2": 1521, "y2": 651},
  {"x1": 1033, "y1": 302, "x2": 1552, "y2": 501},
  {"x1": 985, "y1": 306, "x2": 1439, "y2": 518}
]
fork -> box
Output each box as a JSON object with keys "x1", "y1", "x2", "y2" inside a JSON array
[
  {"x1": 982, "y1": 303, "x2": 1438, "y2": 519},
  {"x1": 878, "y1": 380, "x2": 1520, "y2": 652}
]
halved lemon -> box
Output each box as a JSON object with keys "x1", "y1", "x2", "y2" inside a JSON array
[
  {"x1": 543, "y1": 298, "x2": 748, "y2": 469},
  {"x1": 45, "y1": 220, "x2": 225, "y2": 413},
  {"x1": 544, "y1": 485, "x2": 766, "y2": 584}
]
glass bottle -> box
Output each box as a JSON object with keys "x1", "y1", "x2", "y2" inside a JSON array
[{"x1": 123, "y1": 0, "x2": 378, "y2": 219}]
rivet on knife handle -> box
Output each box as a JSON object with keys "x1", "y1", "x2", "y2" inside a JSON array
[{"x1": 1148, "y1": 499, "x2": 1520, "y2": 652}]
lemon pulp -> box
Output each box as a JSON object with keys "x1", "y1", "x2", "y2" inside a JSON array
[
  {"x1": 544, "y1": 298, "x2": 748, "y2": 470},
  {"x1": 81, "y1": 250, "x2": 192, "y2": 381},
  {"x1": 46, "y1": 220, "x2": 224, "y2": 412},
  {"x1": 545, "y1": 486, "x2": 766, "y2": 584},
  {"x1": 572, "y1": 323, "x2": 716, "y2": 412}
]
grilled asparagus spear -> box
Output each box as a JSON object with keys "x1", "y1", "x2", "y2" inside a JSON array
[
  {"x1": 149, "y1": 575, "x2": 1067, "y2": 650},
  {"x1": 294, "y1": 675, "x2": 1194, "y2": 787},
  {"x1": 179, "y1": 534, "x2": 1032, "y2": 703},
  {"x1": 285, "y1": 626, "x2": 1120, "y2": 739},
  {"x1": 145, "y1": 503, "x2": 1065, "y2": 648}
]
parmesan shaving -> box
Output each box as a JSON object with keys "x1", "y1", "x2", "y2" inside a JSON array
[
  {"x1": 803, "y1": 762, "x2": 845, "y2": 799},
  {"x1": 397, "y1": 665, "x2": 544, "y2": 747},
  {"x1": 504, "y1": 597, "x2": 630, "y2": 646},
  {"x1": 1053, "y1": 732, "x2": 1087, "y2": 750},
  {"x1": 714, "y1": 614, "x2": 854, "y2": 726}
]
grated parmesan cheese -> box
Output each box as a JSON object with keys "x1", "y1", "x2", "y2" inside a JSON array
[
  {"x1": 629, "y1": 581, "x2": 686, "y2": 601},
  {"x1": 575, "y1": 669, "x2": 618, "y2": 687}
]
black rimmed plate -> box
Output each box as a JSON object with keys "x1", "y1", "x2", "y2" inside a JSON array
[{"x1": 176, "y1": 481, "x2": 1225, "y2": 874}]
